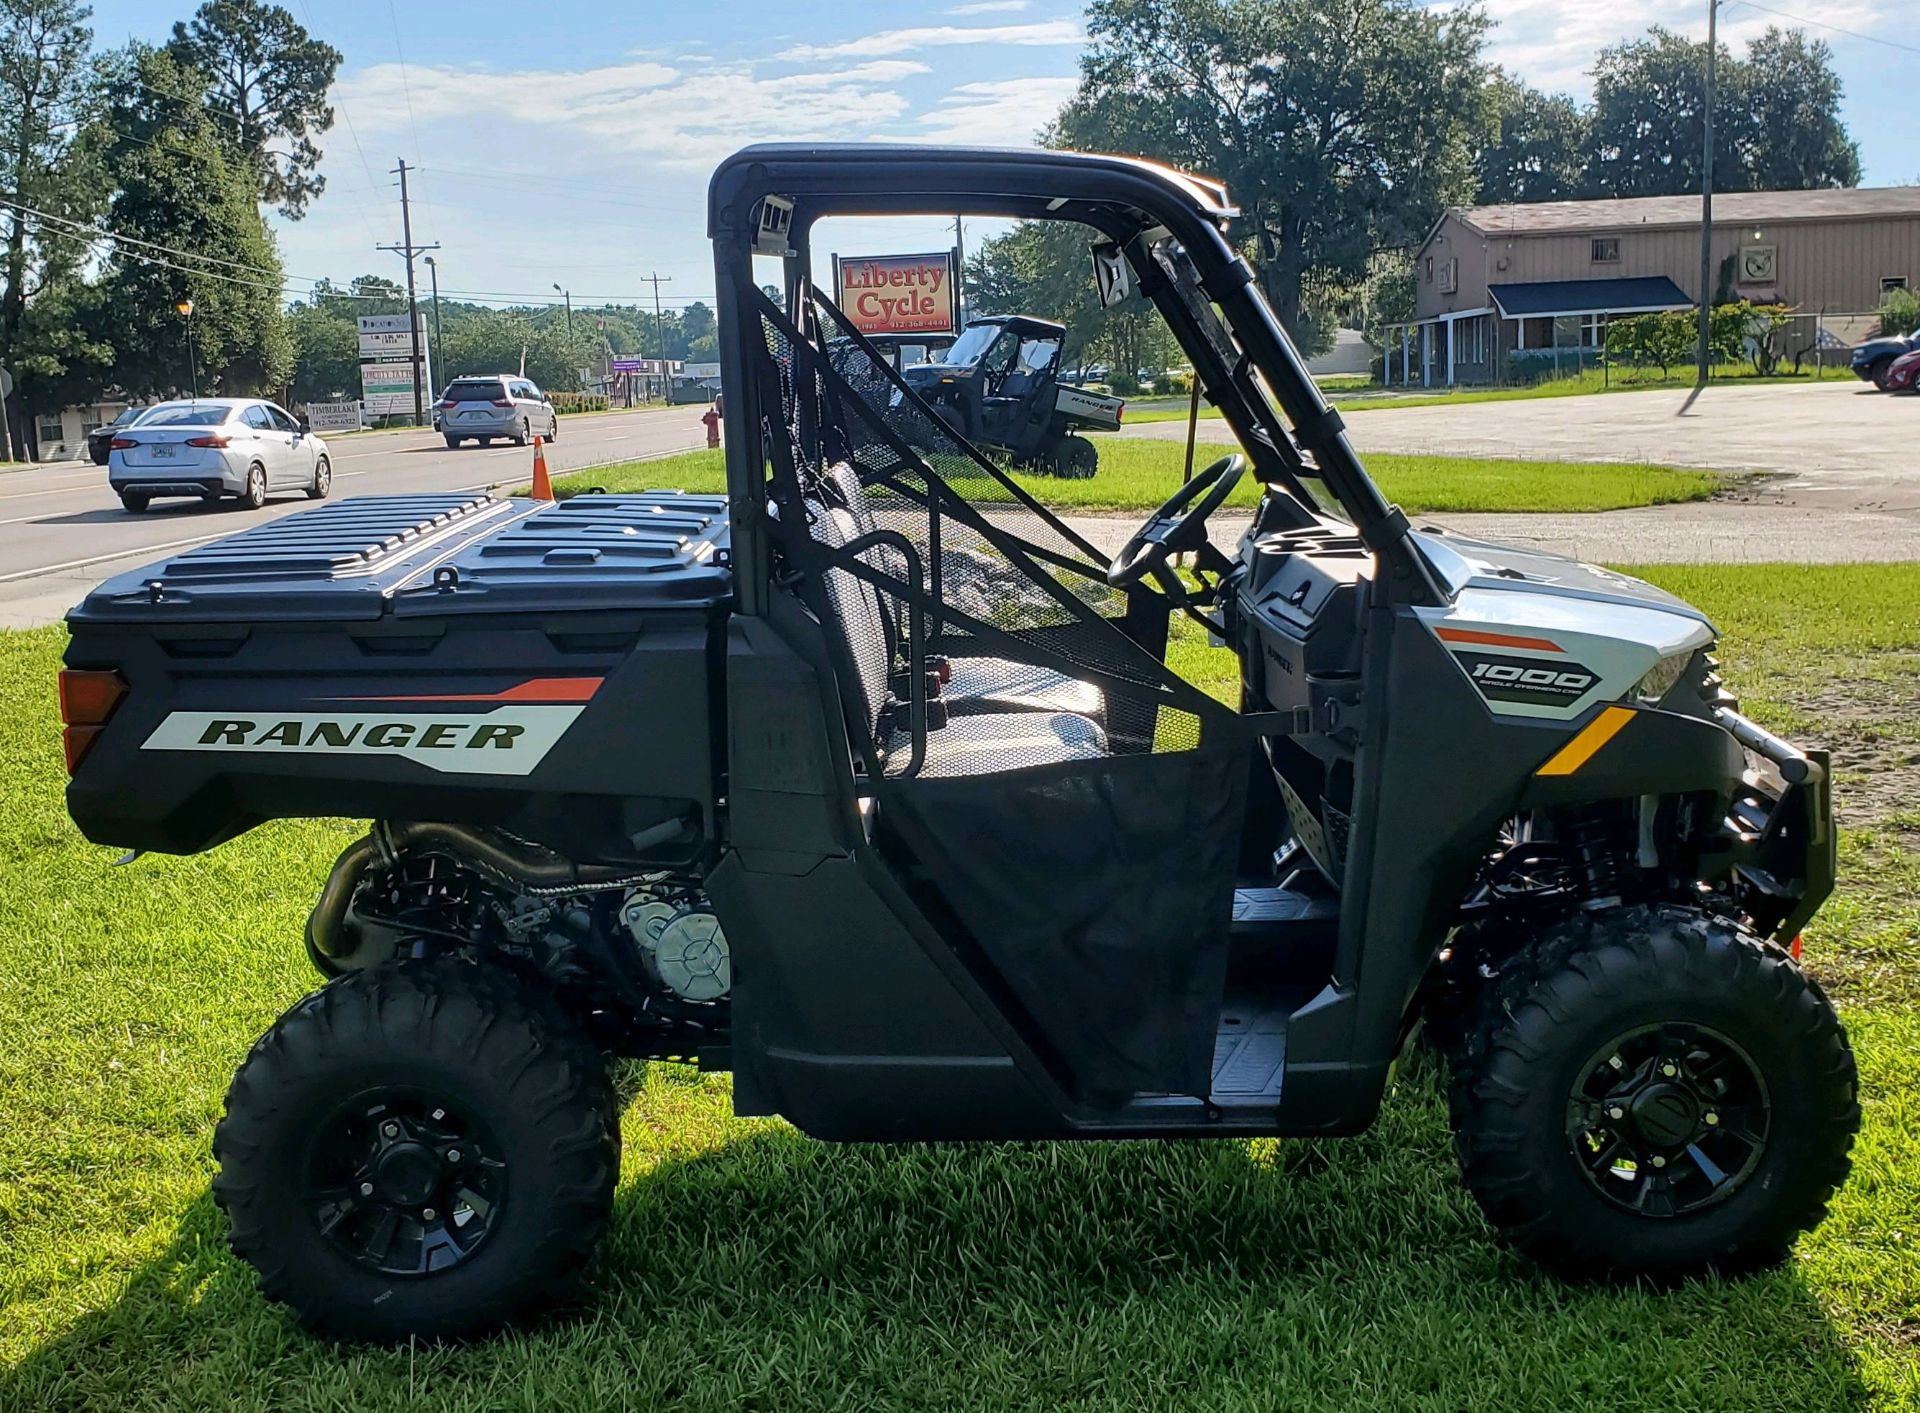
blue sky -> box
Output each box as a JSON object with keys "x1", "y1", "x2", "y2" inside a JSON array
[{"x1": 81, "y1": 0, "x2": 1919, "y2": 313}]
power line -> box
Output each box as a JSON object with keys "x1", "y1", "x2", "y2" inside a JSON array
[{"x1": 1725, "y1": 1, "x2": 1920, "y2": 56}]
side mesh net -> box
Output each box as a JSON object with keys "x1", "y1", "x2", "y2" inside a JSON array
[
  {"x1": 746, "y1": 279, "x2": 1247, "y2": 1100},
  {"x1": 749, "y1": 281, "x2": 1230, "y2": 778}
]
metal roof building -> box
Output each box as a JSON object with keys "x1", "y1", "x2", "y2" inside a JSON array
[{"x1": 1384, "y1": 186, "x2": 1920, "y2": 386}]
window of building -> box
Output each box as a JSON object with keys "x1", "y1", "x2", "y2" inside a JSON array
[
  {"x1": 1884, "y1": 276, "x2": 1910, "y2": 293},
  {"x1": 1591, "y1": 237, "x2": 1620, "y2": 264},
  {"x1": 37, "y1": 418, "x2": 63, "y2": 444},
  {"x1": 1462, "y1": 316, "x2": 1487, "y2": 364}
]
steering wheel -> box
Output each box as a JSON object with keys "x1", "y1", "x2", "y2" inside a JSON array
[{"x1": 1107, "y1": 454, "x2": 1247, "y2": 589}]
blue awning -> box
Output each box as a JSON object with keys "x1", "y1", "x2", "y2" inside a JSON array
[{"x1": 1489, "y1": 277, "x2": 1692, "y2": 319}]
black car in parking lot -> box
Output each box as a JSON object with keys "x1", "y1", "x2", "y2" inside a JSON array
[{"x1": 1851, "y1": 327, "x2": 1920, "y2": 389}]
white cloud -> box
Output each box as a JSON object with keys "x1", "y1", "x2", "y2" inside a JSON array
[
  {"x1": 915, "y1": 76, "x2": 1080, "y2": 146},
  {"x1": 335, "y1": 57, "x2": 933, "y2": 168},
  {"x1": 947, "y1": 1, "x2": 1031, "y2": 13},
  {"x1": 779, "y1": 20, "x2": 1081, "y2": 61},
  {"x1": 1470, "y1": 0, "x2": 1898, "y2": 96}
]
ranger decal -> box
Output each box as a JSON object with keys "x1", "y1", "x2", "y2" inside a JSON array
[{"x1": 140, "y1": 704, "x2": 585, "y2": 777}]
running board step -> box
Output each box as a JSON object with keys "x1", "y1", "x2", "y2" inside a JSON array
[{"x1": 1211, "y1": 1006, "x2": 1288, "y2": 1100}]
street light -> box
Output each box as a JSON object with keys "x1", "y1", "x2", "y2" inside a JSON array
[
  {"x1": 552, "y1": 283, "x2": 574, "y2": 340},
  {"x1": 423, "y1": 256, "x2": 444, "y2": 398},
  {"x1": 174, "y1": 298, "x2": 197, "y2": 400}
]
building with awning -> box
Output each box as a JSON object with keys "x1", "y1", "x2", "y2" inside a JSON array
[{"x1": 1381, "y1": 187, "x2": 1920, "y2": 386}]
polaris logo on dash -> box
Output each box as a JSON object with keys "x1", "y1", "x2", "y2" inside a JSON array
[{"x1": 140, "y1": 705, "x2": 585, "y2": 776}]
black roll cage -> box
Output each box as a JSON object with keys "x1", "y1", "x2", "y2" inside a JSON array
[{"x1": 707, "y1": 144, "x2": 1445, "y2": 615}]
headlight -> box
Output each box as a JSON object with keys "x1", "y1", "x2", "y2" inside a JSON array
[{"x1": 1629, "y1": 650, "x2": 1693, "y2": 705}]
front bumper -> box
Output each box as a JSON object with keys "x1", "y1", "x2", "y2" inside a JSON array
[{"x1": 1719, "y1": 709, "x2": 1834, "y2": 940}]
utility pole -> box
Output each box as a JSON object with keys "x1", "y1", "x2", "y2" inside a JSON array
[
  {"x1": 378, "y1": 159, "x2": 439, "y2": 424},
  {"x1": 953, "y1": 214, "x2": 967, "y2": 327},
  {"x1": 552, "y1": 284, "x2": 574, "y2": 340},
  {"x1": 641, "y1": 272, "x2": 672, "y2": 400},
  {"x1": 423, "y1": 255, "x2": 444, "y2": 393},
  {"x1": 1696, "y1": 0, "x2": 1719, "y2": 387}
]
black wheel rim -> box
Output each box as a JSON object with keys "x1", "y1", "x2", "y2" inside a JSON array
[
  {"x1": 306, "y1": 1089, "x2": 507, "y2": 1275},
  {"x1": 1566, "y1": 1022, "x2": 1770, "y2": 1217}
]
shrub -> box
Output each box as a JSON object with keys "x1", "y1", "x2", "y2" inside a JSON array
[
  {"x1": 550, "y1": 391, "x2": 608, "y2": 414},
  {"x1": 1160, "y1": 370, "x2": 1194, "y2": 396},
  {"x1": 1878, "y1": 287, "x2": 1920, "y2": 337},
  {"x1": 1506, "y1": 347, "x2": 1604, "y2": 384},
  {"x1": 1106, "y1": 371, "x2": 1140, "y2": 397}
]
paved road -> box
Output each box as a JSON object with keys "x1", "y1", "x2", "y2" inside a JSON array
[
  {"x1": 1126, "y1": 379, "x2": 1920, "y2": 512},
  {"x1": 0, "y1": 407, "x2": 710, "y2": 627}
]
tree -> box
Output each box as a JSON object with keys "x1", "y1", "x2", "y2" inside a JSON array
[
  {"x1": 1738, "y1": 28, "x2": 1859, "y2": 192},
  {"x1": 967, "y1": 218, "x2": 1178, "y2": 378},
  {"x1": 1474, "y1": 73, "x2": 1589, "y2": 204},
  {"x1": 166, "y1": 0, "x2": 340, "y2": 218},
  {"x1": 1057, "y1": 0, "x2": 1491, "y2": 340},
  {"x1": 94, "y1": 49, "x2": 292, "y2": 397},
  {"x1": 1587, "y1": 26, "x2": 1858, "y2": 198},
  {"x1": 0, "y1": 0, "x2": 102, "y2": 458}
]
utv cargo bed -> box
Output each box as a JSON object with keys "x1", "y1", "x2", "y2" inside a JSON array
[{"x1": 65, "y1": 491, "x2": 731, "y2": 856}]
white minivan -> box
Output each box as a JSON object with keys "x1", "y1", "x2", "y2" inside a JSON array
[{"x1": 107, "y1": 398, "x2": 332, "y2": 513}]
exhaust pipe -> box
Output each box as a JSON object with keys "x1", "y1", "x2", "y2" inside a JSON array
[{"x1": 306, "y1": 821, "x2": 664, "y2": 962}]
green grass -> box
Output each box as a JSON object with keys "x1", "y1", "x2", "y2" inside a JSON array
[
  {"x1": 3, "y1": 566, "x2": 1919, "y2": 1408},
  {"x1": 553, "y1": 441, "x2": 1719, "y2": 516},
  {"x1": 1122, "y1": 364, "x2": 1841, "y2": 422}
]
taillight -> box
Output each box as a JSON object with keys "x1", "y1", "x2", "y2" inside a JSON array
[
  {"x1": 185, "y1": 434, "x2": 230, "y2": 448},
  {"x1": 441, "y1": 399, "x2": 458, "y2": 409},
  {"x1": 110, "y1": 437, "x2": 137, "y2": 449},
  {"x1": 57, "y1": 668, "x2": 127, "y2": 775},
  {"x1": 1116, "y1": 402, "x2": 1125, "y2": 423},
  {"x1": 490, "y1": 398, "x2": 511, "y2": 407}
]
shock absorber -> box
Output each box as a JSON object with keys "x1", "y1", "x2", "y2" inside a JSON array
[{"x1": 1562, "y1": 804, "x2": 1626, "y2": 909}]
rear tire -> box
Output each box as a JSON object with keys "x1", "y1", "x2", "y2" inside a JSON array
[
  {"x1": 444, "y1": 435, "x2": 461, "y2": 449},
  {"x1": 236, "y1": 463, "x2": 267, "y2": 511},
  {"x1": 547, "y1": 415, "x2": 558, "y2": 442},
  {"x1": 120, "y1": 492, "x2": 150, "y2": 513},
  {"x1": 212, "y1": 960, "x2": 620, "y2": 1342},
  {"x1": 1450, "y1": 905, "x2": 1857, "y2": 1281},
  {"x1": 1055, "y1": 434, "x2": 1098, "y2": 479},
  {"x1": 513, "y1": 420, "x2": 530, "y2": 447}
]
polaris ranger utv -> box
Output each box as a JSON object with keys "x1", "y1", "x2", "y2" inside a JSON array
[
  {"x1": 59, "y1": 145, "x2": 1855, "y2": 1342},
  {"x1": 898, "y1": 313, "x2": 1122, "y2": 476}
]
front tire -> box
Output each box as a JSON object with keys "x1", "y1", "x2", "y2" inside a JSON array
[
  {"x1": 306, "y1": 456, "x2": 332, "y2": 500},
  {"x1": 1450, "y1": 905, "x2": 1857, "y2": 1280},
  {"x1": 212, "y1": 960, "x2": 620, "y2": 1341}
]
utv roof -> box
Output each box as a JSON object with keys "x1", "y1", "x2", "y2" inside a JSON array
[
  {"x1": 708, "y1": 144, "x2": 1238, "y2": 228},
  {"x1": 966, "y1": 314, "x2": 1066, "y2": 338}
]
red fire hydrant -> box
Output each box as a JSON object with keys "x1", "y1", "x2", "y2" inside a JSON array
[{"x1": 701, "y1": 405, "x2": 721, "y2": 449}]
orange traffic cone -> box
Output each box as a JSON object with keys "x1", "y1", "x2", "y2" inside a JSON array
[{"x1": 530, "y1": 435, "x2": 553, "y2": 501}]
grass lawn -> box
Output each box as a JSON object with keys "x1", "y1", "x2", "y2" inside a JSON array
[
  {"x1": 553, "y1": 441, "x2": 1718, "y2": 516},
  {"x1": 1122, "y1": 364, "x2": 1845, "y2": 423},
  {"x1": 1, "y1": 565, "x2": 1917, "y2": 1409}
]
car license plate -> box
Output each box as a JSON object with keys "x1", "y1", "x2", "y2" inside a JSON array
[{"x1": 151, "y1": 444, "x2": 177, "y2": 458}]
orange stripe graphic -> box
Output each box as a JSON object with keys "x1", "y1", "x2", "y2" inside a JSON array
[
  {"x1": 1536, "y1": 706, "x2": 1635, "y2": 776},
  {"x1": 336, "y1": 677, "x2": 605, "y2": 704},
  {"x1": 1435, "y1": 625, "x2": 1563, "y2": 653}
]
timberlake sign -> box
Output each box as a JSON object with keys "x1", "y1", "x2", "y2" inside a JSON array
[{"x1": 833, "y1": 251, "x2": 958, "y2": 336}]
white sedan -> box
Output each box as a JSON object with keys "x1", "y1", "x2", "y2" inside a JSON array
[{"x1": 107, "y1": 398, "x2": 332, "y2": 513}]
